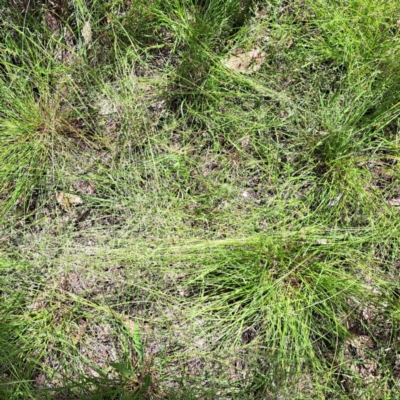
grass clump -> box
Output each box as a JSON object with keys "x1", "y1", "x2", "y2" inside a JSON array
[
  {"x1": 0, "y1": 24, "x2": 100, "y2": 218},
  {"x1": 1, "y1": 0, "x2": 400, "y2": 398}
]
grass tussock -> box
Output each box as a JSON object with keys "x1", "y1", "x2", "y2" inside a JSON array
[{"x1": 1, "y1": 0, "x2": 400, "y2": 398}]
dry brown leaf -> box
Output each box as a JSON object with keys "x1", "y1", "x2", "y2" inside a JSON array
[
  {"x1": 97, "y1": 98, "x2": 117, "y2": 116},
  {"x1": 120, "y1": 314, "x2": 136, "y2": 335},
  {"x1": 388, "y1": 198, "x2": 400, "y2": 206},
  {"x1": 81, "y1": 20, "x2": 92, "y2": 46},
  {"x1": 73, "y1": 319, "x2": 91, "y2": 345},
  {"x1": 74, "y1": 180, "x2": 96, "y2": 195},
  {"x1": 344, "y1": 335, "x2": 380, "y2": 382},
  {"x1": 56, "y1": 192, "x2": 83, "y2": 211},
  {"x1": 221, "y1": 48, "x2": 266, "y2": 74},
  {"x1": 45, "y1": 11, "x2": 60, "y2": 35},
  {"x1": 29, "y1": 293, "x2": 47, "y2": 312},
  {"x1": 328, "y1": 193, "x2": 343, "y2": 206}
]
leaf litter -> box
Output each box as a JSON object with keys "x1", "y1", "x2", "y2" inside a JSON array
[
  {"x1": 221, "y1": 47, "x2": 266, "y2": 74},
  {"x1": 56, "y1": 192, "x2": 83, "y2": 211}
]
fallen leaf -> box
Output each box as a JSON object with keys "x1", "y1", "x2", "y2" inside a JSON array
[
  {"x1": 56, "y1": 192, "x2": 83, "y2": 211},
  {"x1": 73, "y1": 319, "x2": 91, "y2": 345},
  {"x1": 76, "y1": 208, "x2": 90, "y2": 223},
  {"x1": 81, "y1": 20, "x2": 92, "y2": 46},
  {"x1": 29, "y1": 293, "x2": 47, "y2": 312},
  {"x1": 74, "y1": 180, "x2": 95, "y2": 195},
  {"x1": 45, "y1": 11, "x2": 60, "y2": 35},
  {"x1": 221, "y1": 48, "x2": 266, "y2": 74},
  {"x1": 388, "y1": 198, "x2": 400, "y2": 206},
  {"x1": 328, "y1": 193, "x2": 343, "y2": 206},
  {"x1": 120, "y1": 314, "x2": 136, "y2": 335},
  {"x1": 345, "y1": 335, "x2": 379, "y2": 383},
  {"x1": 97, "y1": 98, "x2": 117, "y2": 116}
]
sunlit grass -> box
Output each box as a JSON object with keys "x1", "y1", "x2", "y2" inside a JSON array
[{"x1": 1, "y1": 0, "x2": 400, "y2": 398}]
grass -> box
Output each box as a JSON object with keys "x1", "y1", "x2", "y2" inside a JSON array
[{"x1": 1, "y1": 0, "x2": 400, "y2": 398}]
